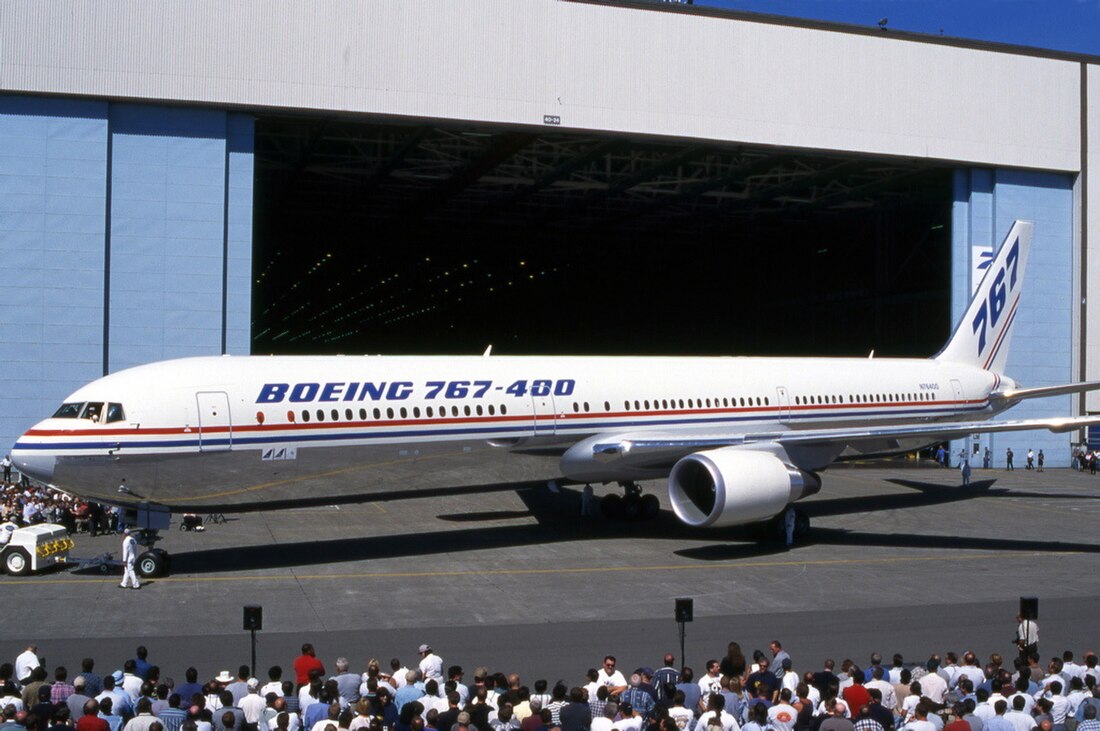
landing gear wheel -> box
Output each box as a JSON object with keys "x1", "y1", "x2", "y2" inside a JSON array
[
  {"x1": 136, "y1": 549, "x2": 168, "y2": 578},
  {"x1": 3, "y1": 547, "x2": 31, "y2": 576},
  {"x1": 793, "y1": 508, "x2": 810, "y2": 538},
  {"x1": 623, "y1": 494, "x2": 642, "y2": 519},
  {"x1": 601, "y1": 494, "x2": 623, "y2": 520},
  {"x1": 641, "y1": 494, "x2": 660, "y2": 518}
]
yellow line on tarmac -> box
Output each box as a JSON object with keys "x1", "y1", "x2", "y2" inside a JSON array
[{"x1": 3, "y1": 551, "x2": 1081, "y2": 586}]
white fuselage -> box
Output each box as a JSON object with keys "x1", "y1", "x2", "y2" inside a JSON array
[{"x1": 12, "y1": 354, "x2": 1002, "y2": 510}]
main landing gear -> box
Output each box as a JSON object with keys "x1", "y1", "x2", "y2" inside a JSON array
[
  {"x1": 133, "y1": 528, "x2": 171, "y2": 578},
  {"x1": 600, "y1": 481, "x2": 660, "y2": 520}
]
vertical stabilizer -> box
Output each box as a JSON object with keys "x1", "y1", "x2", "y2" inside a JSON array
[{"x1": 935, "y1": 220, "x2": 1033, "y2": 373}]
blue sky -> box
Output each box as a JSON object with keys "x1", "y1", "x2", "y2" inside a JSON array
[{"x1": 697, "y1": 0, "x2": 1100, "y2": 56}]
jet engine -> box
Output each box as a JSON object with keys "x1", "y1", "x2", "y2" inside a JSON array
[{"x1": 668, "y1": 447, "x2": 820, "y2": 528}]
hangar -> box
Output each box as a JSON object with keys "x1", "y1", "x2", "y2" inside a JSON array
[{"x1": 1, "y1": 0, "x2": 1098, "y2": 466}]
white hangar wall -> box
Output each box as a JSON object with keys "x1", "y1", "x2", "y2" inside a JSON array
[
  {"x1": 0, "y1": 0, "x2": 1085, "y2": 170},
  {"x1": 0, "y1": 0, "x2": 1098, "y2": 462}
]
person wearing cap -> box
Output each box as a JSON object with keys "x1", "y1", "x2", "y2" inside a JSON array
[
  {"x1": 419, "y1": 648, "x2": 443, "y2": 683},
  {"x1": 120, "y1": 528, "x2": 140, "y2": 590},
  {"x1": 67, "y1": 677, "x2": 93, "y2": 721},
  {"x1": 96, "y1": 675, "x2": 133, "y2": 723},
  {"x1": 238, "y1": 681, "x2": 266, "y2": 730}
]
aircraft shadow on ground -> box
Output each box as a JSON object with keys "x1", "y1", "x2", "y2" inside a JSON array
[
  {"x1": 168, "y1": 485, "x2": 759, "y2": 574},
  {"x1": 166, "y1": 476, "x2": 1098, "y2": 574},
  {"x1": 676, "y1": 476, "x2": 1100, "y2": 560}
]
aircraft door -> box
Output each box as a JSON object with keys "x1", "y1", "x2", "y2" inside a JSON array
[
  {"x1": 776, "y1": 386, "x2": 791, "y2": 424},
  {"x1": 530, "y1": 393, "x2": 556, "y2": 436},
  {"x1": 950, "y1": 379, "x2": 965, "y2": 404},
  {"x1": 196, "y1": 391, "x2": 232, "y2": 452}
]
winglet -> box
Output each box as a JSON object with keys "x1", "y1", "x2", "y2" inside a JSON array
[{"x1": 935, "y1": 220, "x2": 1032, "y2": 373}]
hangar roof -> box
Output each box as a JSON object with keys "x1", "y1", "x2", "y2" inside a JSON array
[{"x1": 0, "y1": 0, "x2": 1093, "y2": 172}]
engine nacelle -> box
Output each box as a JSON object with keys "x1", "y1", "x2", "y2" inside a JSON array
[{"x1": 668, "y1": 447, "x2": 821, "y2": 528}]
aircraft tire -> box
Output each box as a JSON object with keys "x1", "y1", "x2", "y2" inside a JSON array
[
  {"x1": 794, "y1": 509, "x2": 810, "y2": 538},
  {"x1": 3, "y1": 547, "x2": 31, "y2": 576},
  {"x1": 623, "y1": 495, "x2": 642, "y2": 520},
  {"x1": 601, "y1": 494, "x2": 623, "y2": 520},
  {"x1": 641, "y1": 494, "x2": 660, "y2": 518},
  {"x1": 137, "y1": 550, "x2": 166, "y2": 578}
]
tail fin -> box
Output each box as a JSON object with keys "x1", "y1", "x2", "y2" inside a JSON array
[{"x1": 935, "y1": 220, "x2": 1033, "y2": 373}]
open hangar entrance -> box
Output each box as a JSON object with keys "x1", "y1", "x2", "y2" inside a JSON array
[{"x1": 252, "y1": 116, "x2": 954, "y2": 359}]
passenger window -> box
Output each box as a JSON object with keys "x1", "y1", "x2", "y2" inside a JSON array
[
  {"x1": 451, "y1": 406, "x2": 459, "y2": 416},
  {"x1": 359, "y1": 408, "x2": 367, "y2": 420},
  {"x1": 584, "y1": 402, "x2": 590, "y2": 412},
  {"x1": 302, "y1": 410, "x2": 310, "y2": 422},
  {"x1": 500, "y1": 404, "x2": 507, "y2": 415},
  {"x1": 400, "y1": 407, "x2": 407, "y2": 419},
  {"x1": 488, "y1": 405, "x2": 495, "y2": 416},
  {"x1": 373, "y1": 408, "x2": 381, "y2": 419},
  {"x1": 414, "y1": 407, "x2": 422, "y2": 418},
  {"x1": 427, "y1": 406, "x2": 434, "y2": 417},
  {"x1": 331, "y1": 409, "x2": 338, "y2": 421},
  {"x1": 106, "y1": 403, "x2": 126, "y2": 423},
  {"x1": 317, "y1": 410, "x2": 325, "y2": 422},
  {"x1": 387, "y1": 408, "x2": 394, "y2": 419},
  {"x1": 287, "y1": 410, "x2": 295, "y2": 422},
  {"x1": 464, "y1": 405, "x2": 471, "y2": 416},
  {"x1": 604, "y1": 401, "x2": 610, "y2": 411},
  {"x1": 476, "y1": 405, "x2": 483, "y2": 416},
  {"x1": 624, "y1": 401, "x2": 631, "y2": 411},
  {"x1": 345, "y1": 408, "x2": 353, "y2": 421},
  {"x1": 81, "y1": 402, "x2": 104, "y2": 422}
]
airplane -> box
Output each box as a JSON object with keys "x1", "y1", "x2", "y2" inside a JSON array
[{"x1": 10, "y1": 220, "x2": 1100, "y2": 577}]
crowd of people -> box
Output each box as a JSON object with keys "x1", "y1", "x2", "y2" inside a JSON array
[
  {"x1": 2, "y1": 638, "x2": 1099, "y2": 731},
  {"x1": 1, "y1": 477, "x2": 119, "y2": 541}
]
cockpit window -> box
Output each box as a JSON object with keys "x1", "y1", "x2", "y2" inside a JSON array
[
  {"x1": 53, "y1": 402, "x2": 84, "y2": 418},
  {"x1": 105, "y1": 403, "x2": 126, "y2": 423},
  {"x1": 80, "y1": 402, "x2": 104, "y2": 422}
]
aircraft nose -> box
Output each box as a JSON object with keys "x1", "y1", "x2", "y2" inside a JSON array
[{"x1": 11, "y1": 446, "x2": 55, "y2": 484}]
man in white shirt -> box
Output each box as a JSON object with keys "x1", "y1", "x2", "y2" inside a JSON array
[
  {"x1": 1003, "y1": 697, "x2": 1033, "y2": 731},
  {"x1": 15, "y1": 645, "x2": 39, "y2": 684},
  {"x1": 418, "y1": 646, "x2": 443, "y2": 682},
  {"x1": 919, "y1": 661, "x2": 948, "y2": 705},
  {"x1": 667, "y1": 693, "x2": 695, "y2": 731},
  {"x1": 240, "y1": 681, "x2": 268, "y2": 728},
  {"x1": 768, "y1": 690, "x2": 798, "y2": 731},
  {"x1": 866, "y1": 668, "x2": 897, "y2": 712},
  {"x1": 596, "y1": 657, "x2": 627, "y2": 696},
  {"x1": 699, "y1": 661, "x2": 723, "y2": 698}
]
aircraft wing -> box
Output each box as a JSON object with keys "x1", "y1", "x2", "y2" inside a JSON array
[{"x1": 583, "y1": 415, "x2": 1100, "y2": 470}]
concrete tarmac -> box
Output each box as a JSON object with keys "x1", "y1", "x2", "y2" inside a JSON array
[{"x1": 2, "y1": 463, "x2": 1098, "y2": 683}]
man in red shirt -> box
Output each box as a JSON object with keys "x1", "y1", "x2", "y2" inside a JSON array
[
  {"x1": 76, "y1": 699, "x2": 109, "y2": 731},
  {"x1": 293, "y1": 644, "x2": 325, "y2": 689},
  {"x1": 842, "y1": 671, "x2": 873, "y2": 715}
]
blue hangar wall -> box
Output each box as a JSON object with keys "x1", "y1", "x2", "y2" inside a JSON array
[
  {"x1": 0, "y1": 94, "x2": 253, "y2": 455},
  {"x1": 949, "y1": 169, "x2": 1076, "y2": 468}
]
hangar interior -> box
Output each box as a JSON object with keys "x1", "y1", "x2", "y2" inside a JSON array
[{"x1": 253, "y1": 117, "x2": 953, "y2": 359}]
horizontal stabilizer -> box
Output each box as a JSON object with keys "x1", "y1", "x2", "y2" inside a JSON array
[{"x1": 991, "y1": 380, "x2": 1100, "y2": 404}]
